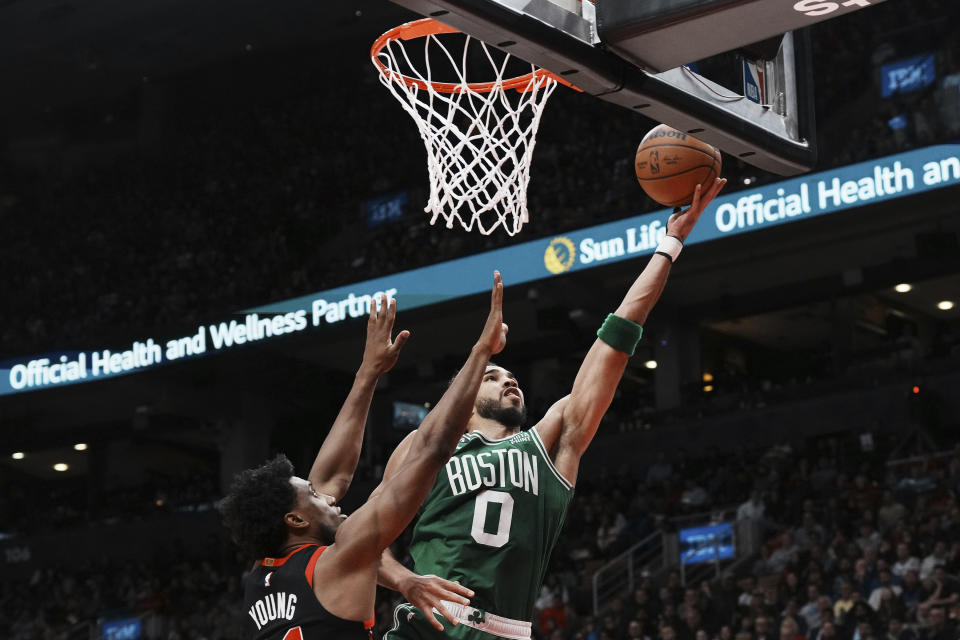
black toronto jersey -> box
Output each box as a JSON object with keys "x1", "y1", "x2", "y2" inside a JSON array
[{"x1": 243, "y1": 544, "x2": 372, "y2": 640}]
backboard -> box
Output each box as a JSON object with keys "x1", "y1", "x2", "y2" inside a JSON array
[{"x1": 386, "y1": 0, "x2": 891, "y2": 176}]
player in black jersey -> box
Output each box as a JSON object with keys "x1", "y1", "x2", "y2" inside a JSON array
[{"x1": 222, "y1": 274, "x2": 508, "y2": 640}]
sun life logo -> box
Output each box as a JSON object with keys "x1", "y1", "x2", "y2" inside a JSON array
[{"x1": 544, "y1": 236, "x2": 576, "y2": 274}]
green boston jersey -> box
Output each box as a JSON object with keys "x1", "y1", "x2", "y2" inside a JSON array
[{"x1": 408, "y1": 427, "x2": 574, "y2": 622}]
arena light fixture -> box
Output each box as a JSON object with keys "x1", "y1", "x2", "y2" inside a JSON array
[
  {"x1": 937, "y1": 300, "x2": 955, "y2": 311},
  {"x1": 11, "y1": 452, "x2": 24, "y2": 460},
  {"x1": 703, "y1": 385, "x2": 714, "y2": 392},
  {"x1": 894, "y1": 283, "x2": 912, "y2": 293},
  {"x1": 74, "y1": 443, "x2": 88, "y2": 451},
  {"x1": 53, "y1": 463, "x2": 69, "y2": 472},
  {"x1": 644, "y1": 360, "x2": 657, "y2": 369},
  {"x1": 702, "y1": 372, "x2": 714, "y2": 382}
]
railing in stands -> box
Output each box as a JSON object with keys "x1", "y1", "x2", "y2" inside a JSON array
[{"x1": 592, "y1": 529, "x2": 662, "y2": 615}]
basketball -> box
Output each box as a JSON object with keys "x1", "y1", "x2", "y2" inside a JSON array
[{"x1": 634, "y1": 124, "x2": 722, "y2": 208}]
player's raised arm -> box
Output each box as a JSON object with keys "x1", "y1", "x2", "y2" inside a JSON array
[
  {"x1": 308, "y1": 295, "x2": 410, "y2": 502},
  {"x1": 538, "y1": 178, "x2": 726, "y2": 484},
  {"x1": 320, "y1": 272, "x2": 507, "y2": 567}
]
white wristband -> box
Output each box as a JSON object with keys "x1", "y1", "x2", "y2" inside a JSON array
[{"x1": 655, "y1": 235, "x2": 683, "y2": 263}]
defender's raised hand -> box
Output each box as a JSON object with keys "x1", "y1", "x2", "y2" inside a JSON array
[
  {"x1": 362, "y1": 295, "x2": 411, "y2": 375},
  {"x1": 475, "y1": 271, "x2": 507, "y2": 356}
]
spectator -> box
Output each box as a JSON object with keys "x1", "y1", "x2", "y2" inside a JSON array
[
  {"x1": 679, "y1": 608, "x2": 705, "y2": 640},
  {"x1": 540, "y1": 595, "x2": 569, "y2": 635},
  {"x1": 740, "y1": 578, "x2": 760, "y2": 609},
  {"x1": 781, "y1": 617, "x2": 806, "y2": 640},
  {"x1": 930, "y1": 567, "x2": 960, "y2": 607},
  {"x1": 813, "y1": 621, "x2": 839, "y2": 640},
  {"x1": 598, "y1": 510, "x2": 628, "y2": 553},
  {"x1": 782, "y1": 600, "x2": 808, "y2": 635},
  {"x1": 920, "y1": 544, "x2": 949, "y2": 581},
  {"x1": 738, "y1": 491, "x2": 767, "y2": 522},
  {"x1": 629, "y1": 619, "x2": 651, "y2": 640},
  {"x1": 901, "y1": 570, "x2": 926, "y2": 618},
  {"x1": 884, "y1": 617, "x2": 916, "y2": 640},
  {"x1": 794, "y1": 513, "x2": 826, "y2": 550},
  {"x1": 681, "y1": 480, "x2": 710, "y2": 509},
  {"x1": 917, "y1": 606, "x2": 955, "y2": 640},
  {"x1": 868, "y1": 570, "x2": 903, "y2": 610},
  {"x1": 628, "y1": 588, "x2": 658, "y2": 623},
  {"x1": 892, "y1": 544, "x2": 921, "y2": 579},
  {"x1": 854, "y1": 621, "x2": 876, "y2": 640},
  {"x1": 647, "y1": 453, "x2": 673, "y2": 487},
  {"x1": 877, "y1": 492, "x2": 908, "y2": 532},
  {"x1": 769, "y1": 534, "x2": 800, "y2": 573},
  {"x1": 855, "y1": 522, "x2": 882, "y2": 553},
  {"x1": 834, "y1": 582, "x2": 857, "y2": 622},
  {"x1": 800, "y1": 586, "x2": 824, "y2": 630},
  {"x1": 851, "y1": 559, "x2": 876, "y2": 599},
  {"x1": 755, "y1": 616, "x2": 775, "y2": 640}
]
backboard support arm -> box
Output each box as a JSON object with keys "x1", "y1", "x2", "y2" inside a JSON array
[{"x1": 389, "y1": 0, "x2": 821, "y2": 175}]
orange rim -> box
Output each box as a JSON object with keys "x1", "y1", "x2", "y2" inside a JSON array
[{"x1": 371, "y1": 18, "x2": 580, "y2": 94}]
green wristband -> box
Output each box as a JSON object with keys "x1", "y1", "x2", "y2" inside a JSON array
[{"x1": 597, "y1": 313, "x2": 643, "y2": 356}]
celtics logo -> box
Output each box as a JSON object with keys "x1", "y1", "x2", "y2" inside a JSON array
[
  {"x1": 467, "y1": 609, "x2": 487, "y2": 625},
  {"x1": 544, "y1": 236, "x2": 576, "y2": 274}
]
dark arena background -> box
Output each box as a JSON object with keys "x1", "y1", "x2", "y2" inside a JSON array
[{"x1": 2, "y1": 0, "x2": 960, "y2": 639}]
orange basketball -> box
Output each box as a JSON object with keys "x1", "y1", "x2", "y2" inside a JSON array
[{"x1": 635, "y1": 124, "x2": 722, "y2": 208}]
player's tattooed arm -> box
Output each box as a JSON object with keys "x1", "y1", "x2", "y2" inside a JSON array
[
  {"x1": 328, "y1": 272, "x2": 506, "y2": 567},
  {"x1": 539, "y1": 179, "x2": 726, "y2": 484},
  {"x1": 372, "y1": 438, "x2": 475, "y2": 627},
  {"x1": 308, "y1": 294, "x2": 410, "y2": 502},
  {"x1": 372, "y1": 435, "x2": 476, "y2": 627}
]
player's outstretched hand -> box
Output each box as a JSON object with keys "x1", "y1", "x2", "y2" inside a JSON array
[
  {"x1": 362, "y1": 295, "x2": 411, "y2": 374},
  {"x1": 400, "y1": 573, "x2": 474, "y2": 631},
  {"x1": 475, "y1": 271, "x2": 507, "y2": 356},
  {"x1": 665, "y1": 177, "x2": 727, "y2": 242}
]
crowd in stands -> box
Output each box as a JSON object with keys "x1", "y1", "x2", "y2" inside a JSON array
[
  {"x1": 2, "y1": 1, "x2": 960, "y2": 637},
  {"x1": 7, "y1": 426, "x2": 957, "y2": 640},
  {"x1": 1, "y1": 0, "x2": 959, "y2": 359},
  {"x1": 503, "y1": 434, "x2": 960, "y2": 640},
  {"x1": 0, "y1": 539, "x2": 243, "y2": 640},
  {"x1": 0, "y1": 464, "x2": 220, "y2": 537}
]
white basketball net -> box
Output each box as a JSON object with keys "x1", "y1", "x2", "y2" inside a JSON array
[{"x1": 373, "y1": 23, "x2": 559, "y2": 236}]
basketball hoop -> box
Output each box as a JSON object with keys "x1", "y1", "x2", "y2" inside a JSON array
[{"x1": 371, "y1": 19, "x2": 577, "y2": 236}]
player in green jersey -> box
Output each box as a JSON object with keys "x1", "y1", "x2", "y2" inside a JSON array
[{"x1": 376, "y1": 178, "x2": 727, "y2": 640}]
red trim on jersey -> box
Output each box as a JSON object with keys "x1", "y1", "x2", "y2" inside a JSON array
[
  {"x1": 364, "y1": 615, "x2": 375, "y2": 630},
  {"x1": 260, "y1": 544, "x2": 313, "y2": 567},
  {"x1": 304, "y1": 545, "x2": 327, "y2": 588}
]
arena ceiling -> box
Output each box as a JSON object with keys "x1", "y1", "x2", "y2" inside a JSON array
[{"x1": 0, "y1": 0, "x2": 412, "y2": 117}]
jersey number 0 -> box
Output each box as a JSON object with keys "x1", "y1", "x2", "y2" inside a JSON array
[{"x1": 470, "y1": 490, "x2": 515, "y2": 548}]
